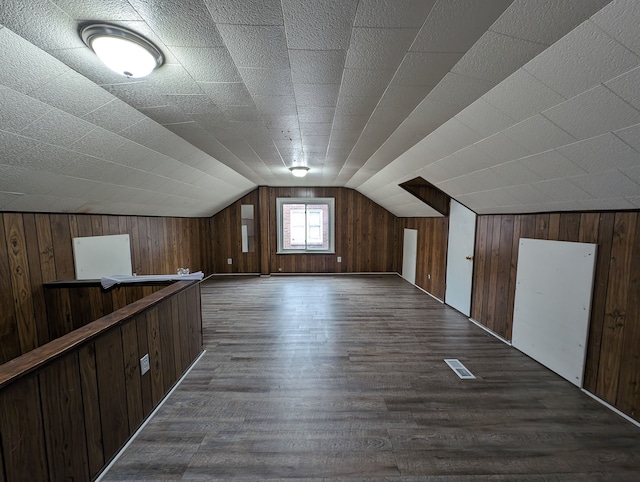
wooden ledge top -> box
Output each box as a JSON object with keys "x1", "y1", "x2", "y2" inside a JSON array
[{"x1": 0, "y1": 279, "x2": 199, "y2": 389}]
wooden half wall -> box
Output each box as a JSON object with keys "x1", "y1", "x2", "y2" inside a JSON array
[
  {"x1": 471, "y1": 211, "x2": 640, "y2": 422},
  {"x1": 0, "y1": 212, "x2": 212, "y2": 365},
  {"x1": 211, "y1": 187, "x2": 400, "y2": 275},
  {"x1": 0, "y1": 281, "x2": 203, "y2": 482}
]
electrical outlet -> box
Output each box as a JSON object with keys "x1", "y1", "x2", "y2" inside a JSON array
[
  {"x1": 140, "y1": 354, "x2": 150, "y2": 375},
  {"x1": 337, "y1": 256, "x2": 342, "y2": 262},
  {"x1": 227, "y1": 258, "x2": 232, "y2": 264}
]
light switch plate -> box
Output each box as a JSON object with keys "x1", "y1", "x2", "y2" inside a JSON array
[{"x1": 140, "y1": 354, "x2": 150, "y2": 375}]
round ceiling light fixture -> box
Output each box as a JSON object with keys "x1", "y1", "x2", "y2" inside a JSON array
[
  {"x1": 289, "y1": 165, "x2": 310, "y2": 178},
  {"x1": 81, "y1": 23, "x2": 164, "y2": 78}
]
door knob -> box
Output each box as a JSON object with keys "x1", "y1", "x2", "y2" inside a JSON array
[{"x1": 465, "y1": 255, "x2": 473, "y2": 260}]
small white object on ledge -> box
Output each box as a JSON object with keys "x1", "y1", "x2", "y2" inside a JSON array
[{"x1": 100, "y1": 271, "x2": 204, "y2": 289}]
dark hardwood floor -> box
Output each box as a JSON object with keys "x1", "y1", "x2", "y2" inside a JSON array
[{"x1": 101, "y1": 275, "x2": 640, "y2": 481}]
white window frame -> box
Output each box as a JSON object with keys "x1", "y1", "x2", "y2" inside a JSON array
[{"x1": 276, "y1": 197, "x2": 335, "y2": 254}]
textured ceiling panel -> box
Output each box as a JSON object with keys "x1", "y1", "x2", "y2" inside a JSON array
[
  {"x1": 522, "y1": 20, "x2": 639, "y2": 99},
  {"x1": 482, "y1": 69, "x2": 567, "y2": 123},
  {"x1": 3, "y1": 0, "x2": 640, "y2": 218},
  {"x1": 542, "y1": 85, "x2": 640, "y2": 140},
  {"x1": 282, "y1": 0, "x2": 358, "y2": 50},
  {"x1": 0, "y1": 86, "x2": 52, "y2": 133},
  {"x1": 490, "y1": 0, "x2": 612, "y2": 45},
  {"x1": 203, "y1": 0, "x2": 283, "y2": 25}
]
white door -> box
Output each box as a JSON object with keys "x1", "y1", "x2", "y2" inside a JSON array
[
  {"x1": 445, "y1": 200, "x2": 476, "y2": 316},
  {"x1": 402, "y1": 228, "x2": 418, "y2": 285}
]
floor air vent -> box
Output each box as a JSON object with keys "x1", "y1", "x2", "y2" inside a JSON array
[{"x1": 444, "y1": 359, "x2": 476, "y2": 379}]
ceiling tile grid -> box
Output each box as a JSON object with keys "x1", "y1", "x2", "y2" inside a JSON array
[{"x1": 3, "y1": 0, "x2": 640, "y2": 218}]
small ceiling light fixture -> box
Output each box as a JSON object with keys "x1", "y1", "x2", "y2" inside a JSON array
[
  {"x1": 289, "y1": 165, "x2": 310, "y2": 178},
  {"x1": 81, "y1": 23, "x2": 164, "y2": 78}
]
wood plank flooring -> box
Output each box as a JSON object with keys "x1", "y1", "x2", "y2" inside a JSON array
[{"x1": 101, "y1": 275, "x2": 640, "y2": 481}]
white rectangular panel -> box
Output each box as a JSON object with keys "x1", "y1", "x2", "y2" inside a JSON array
[
  {"x1": 512, "y1": 238, "x2": 597, "y2": 387},
  {"x1": 73, "y1": 234, "x2": 133, "y2": 280},
  {"x1": 402, "y1": 228, "x2": 418, "y2": 285}
]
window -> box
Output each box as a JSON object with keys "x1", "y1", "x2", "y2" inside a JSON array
[{"x1": 277, "y1": 198, "x2": 335, "y2": 253}]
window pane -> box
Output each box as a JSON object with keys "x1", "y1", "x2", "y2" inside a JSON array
[
  {"x1": 282, "y1": 203, "x2": 306, "y2": 250},
  {"x1": 276, "y1": 198, "x2": 334, "y2": 254}
]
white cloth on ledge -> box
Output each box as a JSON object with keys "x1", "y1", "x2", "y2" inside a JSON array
[{"x1": 100, "y1": 271, "x2": 204, "y2": 289}]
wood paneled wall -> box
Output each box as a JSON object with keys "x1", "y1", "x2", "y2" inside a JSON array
[
  {"x1": 44, "y1": 283, "x2": 166, "y2": 340},
  {"x1": 0, "y1": 212, "x2": 211, "y2": 365},
  {"x1": 211, "y1": 190, "x2": 261, "y2": 274},
  {"x1": 268, "y1": 187, "x2": 399, "y2": 274},
  {"x1": 471, "y1": 211, "x2": 640, "y2": 422},
  {"x1": 209, "y1": 187, "x2": 400, "y2": 274},
  {"x1": 0, "y1": 282, "x2": 202, "y2": 482},
  {"x1": 399, "y1": 217, "x2": 449, "y2": 300}
]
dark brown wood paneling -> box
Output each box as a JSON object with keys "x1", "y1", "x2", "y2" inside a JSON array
[
  {"x1": 399, "y1": 217, "x2": 448, "y2": 300},
  {"x1": 135, "y1": 314, "x2": 153, "y2": 418},
  {"x1": 158, "y1": 301, "x2": 176, "y2": 393},
  {"x1": 259, "y1": 186, "x2": 271, "y2": 275},
  {"x1": 584, "y1": 213, "x2": 616, "y2": 392},
  {"x1": 471, "y1": 210, "x2": 640, "y2": 424},
  {"x1": 0, "y1": 212, "x2": 208, "y2": 363},
  {"x1": 121, "y1": 317, "x2": 144, "y2": 433},
  {"x1": 615, "y1": 215, "x2": 640, "y2": 419},
  {"x1": 95, "y1": 328, "x2": 129, "y2": 459},
  {"x1": 177, "y1": 295, "x2": 191, "y2": 373},
  {"x1": 22, "y1": 214, "x2": 49, "y2": 347},
  {"x1": 211, "y1": 190, "x2": 260, "y2": 274},
  {"x1": 0, "y1": 215, "x2": 21, "y2": 364},
  {"x1": 39, "y1": 352, "x2": 89, "y2": 482},
  {"x1": 0, "y1": 279, "x2": 203, "y2": 482},
  {"x1": 3, "y1": 213, "x2": 38, "y2": 354},
  {"x1": 78, "y1": 342, "x2": 105, "y2": 478},
  {"x1": 0, "y1": 441, "x2": 4, "y2": 482},
  {"x1": 0, "y1": 376, "x2": 48, "y2": 482},
  {"x1": 146, "y1": 307, "x2": 165, "y2": 407},
  {"x1": 559, "y1": 212, "x2": 581, "y2": 241},
  {"x1": 399, "y1": 176, "x2": 451, "y2": 216},
  {"x1": 266, "y1": 187, "x2": 398, "y2": 274},
  {"x1": 471, "y1": 215, "x2": 488, "y2": 323},
  {"x1": 486, "y1": 216, "x2": 502, "y2": 333},
  {"x1": 35, "y1": 214, "x2": 57, "y2": 282},
  {"x1": 170, "y1": 295, "x2": 184, "y2": 376},
  {"x1": 187, "y1": 285, "x2": 203, "y2": 360},
  {"x1": 50, "y1": 214, "x2": 75, "y2": 280},
  {"x1": 596, "y1": 212, "x2": 637, "y2": 404},
  {"x1": 495, "y1": 215, "x2": 514, "y2": 336}
]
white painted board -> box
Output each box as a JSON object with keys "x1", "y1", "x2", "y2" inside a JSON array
[
  {"x1": 512, "y1": 238, "x2": 597, "y2": 387},
  {"x1": 402, "y1": 228, "x2": 417, "y2": 285},
  {"x1": 73, "y1": 234, "x2": 133, "y2": 280}
]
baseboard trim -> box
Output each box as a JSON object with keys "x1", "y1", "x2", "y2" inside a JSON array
[
  {"x1": 394, "y1": 272, "x2": 444, "y2": 303},
  {"x1": 581, "y1": 389, "x2": 640, "y2": 429},
  {"x1": 271, "y1": 271, "x2": 397, "y2": 276},
  {"x1": 468, "y1": 318, "x2": 512, "y2": 346}
]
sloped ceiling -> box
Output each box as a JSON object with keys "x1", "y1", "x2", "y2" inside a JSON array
[{"x1": 1, "y1": 0, "x2": 638, "y2": 218}]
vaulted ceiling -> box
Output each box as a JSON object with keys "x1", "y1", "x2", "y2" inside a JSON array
[{"x1": 1, "y1": 0, "x2": 639, "y2": 217}]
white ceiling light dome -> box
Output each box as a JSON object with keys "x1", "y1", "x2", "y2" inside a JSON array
[
  {"x1": 81, "y1": 23, "x2": 164, "y2": 78},
  {"x1": 289, "y1": 165, "x2": 310, "y2": 177}
]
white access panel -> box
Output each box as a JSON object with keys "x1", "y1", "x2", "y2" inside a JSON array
[
  {"x1": 402, "y1": 228, "x2": 418, "y2": 285},
  {"x1": 73, "y1": 234, "x2": 133, "y2": 280},
  {"x1": 512, "y1": 238, "x2": 597, "y2": 387}
]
